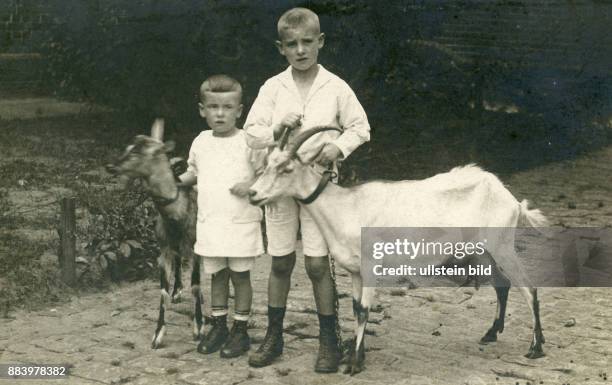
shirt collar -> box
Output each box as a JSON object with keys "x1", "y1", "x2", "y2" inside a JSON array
[{"x1": 279, "y1": 64, "x2": 333, "y2": 101}]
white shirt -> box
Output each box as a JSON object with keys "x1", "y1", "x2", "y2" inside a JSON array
[
  {"x1": 244, "y1": 65, "x2": 370, "y2": 161},
  {"x1": 186, "y1": 129, "x2": 265, "y2": 257}
]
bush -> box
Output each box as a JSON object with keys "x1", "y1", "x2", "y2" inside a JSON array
[{"x1": 74, "y1": 181, "x2": 159, "y2": 282}]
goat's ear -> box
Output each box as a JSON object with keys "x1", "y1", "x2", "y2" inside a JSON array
[
  {"x1": 162, "y1": 140, "x2": 175, "y2": 153},
  {"x1": 169, "y1": 157, "x2": 186, "y2": 167},
  {"x1": 170, "y1": 157, "x2": 187, "y2": 175},
  {"x1": 134, "y1": 135, "x2": 149, "y2": 143},
  {"x1": 283, "y1": 162, "x2": 295, "y2": 173}
]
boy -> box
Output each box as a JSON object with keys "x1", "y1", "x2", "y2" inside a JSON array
[
  {"x1": 178, "y1": 74, "x2": 265, "y2": 358},
  {"x1": 244, "y1": 7, "x2": 370, "y2": 372}
]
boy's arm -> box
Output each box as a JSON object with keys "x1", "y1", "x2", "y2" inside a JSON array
[
  {"x1": 177, "y1": 171, "x2": 196, "y2": 187},
  {"x1": 330, "y1": 86, "x2": 371, "y2": 159},
  {"x1": 177, "y1": 142, "x2": 198, "y2": 186},
  {"x1": 244, "y1": 81, "x2": 284, "y2": 149},
  {"x1": 230, "y1": 147, "x2": 266, "y2": 197}
]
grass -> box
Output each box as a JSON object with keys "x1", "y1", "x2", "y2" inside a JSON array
[{"x1": 0, "y1": 113, "x2": 162, "y2": 314}]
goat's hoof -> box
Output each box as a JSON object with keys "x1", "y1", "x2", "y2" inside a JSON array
[
  {"x1": 171, "y1": 290, "x2": 183, "y2": 303},
  {"x1": 524, "y1": 348, "x2": 545, "y2": 359},
  {"x1": 479, "y1": 333, "x2": 497, "y2": 344},
  {"x1": 192, "y1": 328, "x2": 204, "y2": 341},
  {"x1": 342, "y1": 352, "x2": 364, "y2": 375},
  {"x1": 151, "y1": 326, "x2": 166, "y2": 349},
  {"x1": 192, "y1": 320, "x2": 205, "y2": 341},
  {"x1": 343, "y1": 361, "x2": 364, "y2": 376}
]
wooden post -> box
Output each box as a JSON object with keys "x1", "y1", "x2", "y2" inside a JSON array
[{"x1": 59, "y1": 197, "x2": 76, "y2": 286}]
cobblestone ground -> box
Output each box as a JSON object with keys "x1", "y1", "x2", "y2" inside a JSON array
[{"x1": 1, "y1": 146, "x2": 611, "y2": 385}]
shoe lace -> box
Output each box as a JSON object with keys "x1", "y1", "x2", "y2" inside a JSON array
[
  {"x1": 256, "y1": 326, "x2": 281, "y2": 353},
  {"x1": 318, "y1": 330, "x2": 339, "y2": 361}
]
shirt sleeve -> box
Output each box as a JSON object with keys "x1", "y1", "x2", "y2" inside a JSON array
[
  {"x1": 331, "y1": 84, "x2": 371, "y2": 159},
  {"x1": 244, "y1": 80, "x2": 277, "y2": 149},
  {"x1": 186, "y1": 138, "x2": 198, "y2": 175}
]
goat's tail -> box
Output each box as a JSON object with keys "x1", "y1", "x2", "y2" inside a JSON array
[{"x1": 518, "y1": 200, "x2": 549, "y2": 228}]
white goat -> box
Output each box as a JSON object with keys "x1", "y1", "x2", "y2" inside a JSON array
[
  {"x1": 248, "y1": 126, "x2": 548, "y2": 375},
  {"x1": 106, "y1": 120, "x2": 206, "y2": 349}
]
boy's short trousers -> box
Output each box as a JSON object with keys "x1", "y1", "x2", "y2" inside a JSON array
[
  {"x1": 265, "y1": 196, "x2": 328, "y2": 257},
  {"x1": 202, "y1": 256, "x2": 256, "y2": 275}
]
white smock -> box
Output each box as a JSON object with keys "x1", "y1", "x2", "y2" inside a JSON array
[{"x1": 186, "y1": 130, "x2": 264, "y2": 257}]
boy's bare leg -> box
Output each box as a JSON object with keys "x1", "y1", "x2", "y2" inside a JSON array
[
  {"x1": 230, "y1": 270, "x2": 252, "y2": 315},
  {"x1": 198, "y1": 268, "x2": 230, "y2": 354},
  {"x1": 211, "y1": 268, "x2": 230, "y2": 310},
  {"x1": 249, "y1": 252, "x2": 295, "y2": 367},
  {"x1": 304, "y1": 255, "x2": 335, "y2": 314},
  {"x1": 305, "y1": 255, "x2": 341, "y2": 373},
  {"x1": 268, "y1": 252, "x2": 296, "y2": 306},
  {"x1": 221, "y1": 270, "x2": 252, "y2": 358}
]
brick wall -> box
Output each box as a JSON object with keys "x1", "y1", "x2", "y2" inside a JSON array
[
  {"x1": 0, "y1": 0, "x2": 57, "y2": 96},
  {"x1": 0, "y1": 0, "x2": 53, "y2": 53},
  {"x1": 431, "y1": 0, "x2": 612, "y2": 73}
]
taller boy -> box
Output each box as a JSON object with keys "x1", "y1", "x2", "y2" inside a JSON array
[{"x1": 244, "y1": 8, "x2": 370, "y2": 373}]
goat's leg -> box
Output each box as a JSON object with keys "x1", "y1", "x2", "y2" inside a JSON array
[
  {"x1": 480, "y1": 285, "x2": 509, "y2": 343},
  {"x1": 171, "y1": 250, "x2": 183, "y2": 303},
  {"x1": 152, "y1": 250, "x2": 172, "y2": 349},
  {"x1": 495, "y1": 245, "x2": 545, "y2": 358},
  {"x1": 191, "y1": 254, "x2": 205, "y2": 341},
  {"x1": 518, "y1": 286, "x2": 545, "y2": 359},
  {"x1": 344, "y1": 275, "x2": 372, "y2": 375},
  {"x1": 480, "y1": 270, "x2": 511, "y2": 343}
]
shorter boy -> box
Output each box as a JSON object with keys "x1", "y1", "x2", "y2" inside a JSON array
[{"x1": 178, "y1": 74, "x2": 265, "y2": 357}]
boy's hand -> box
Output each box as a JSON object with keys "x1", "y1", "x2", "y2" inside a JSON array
[
  {"x1": 280, "y1": 112, "x2": 302, "y2": 130},
  {"x1": 230, "y1": 181, "x2": 253, "y2": 198},
  {"x1": 315, "y1": 143, "x2": 342, "y2": 167}
]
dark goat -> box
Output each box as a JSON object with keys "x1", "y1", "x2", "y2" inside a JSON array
[{"x1": 106, "y1": 120, "x2": 204, "y2": 348}]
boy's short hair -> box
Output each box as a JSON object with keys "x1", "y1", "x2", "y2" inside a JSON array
[
  {"x1": 199, "y1": 74, "x2": 242, "y2": 102},
  {"x1": 277, "y1": 7, "x2": 320, "y2": 39}
]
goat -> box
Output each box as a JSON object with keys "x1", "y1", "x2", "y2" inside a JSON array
[
  {"x1": 248, "y1": 126, "x2": 549, "y2": 375},
  {"x1": 106, "y1": 119, "x2": 205, "y2": 349}
]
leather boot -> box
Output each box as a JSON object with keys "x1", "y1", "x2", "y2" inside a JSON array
[
  {"x1": 248, "y1": 306, "x2": 285, "y2": 367},
  {"x1": 197, "y1": 314, "x2": 229, "y2": 354},
  {"x1": 220, "y1": 320, "x2": 250, "y2": 358},
  {"x1": 314, "y1": 313, "x2": 341, "y2": 373}
]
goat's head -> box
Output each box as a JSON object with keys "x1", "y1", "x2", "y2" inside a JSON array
[
  {"x1": 106, "y1": 135, "x2": 176, "y2": 179},
  {"x1": 248, "y1": 126, "x2": 341, "y2": 206}
]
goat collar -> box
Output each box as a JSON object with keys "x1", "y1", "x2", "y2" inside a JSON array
[
  {"x1": 151, "y1": 186, "x2": 180, "y2": 207},
  {"x1": 297, "y1": 169, "x2": 336, "y2": 205}
]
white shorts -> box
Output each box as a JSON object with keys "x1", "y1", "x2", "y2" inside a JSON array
[
  {"x1": 265, "y1": 196, "x2": 328, "y2": 257},
  {"x1": 202, "y1": 256, "x2": 256, "y2": 275}
]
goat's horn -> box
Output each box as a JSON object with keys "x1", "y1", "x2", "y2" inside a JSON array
[
  {"x1": 278, "y1": 126, "x2": 290, "y2": 150},
  {"x1": 151, "y1": 118, "x2": 165, "y2": 141},
  {"x1": 287, "y1": 126, "x2": 342, "y2": 158}
]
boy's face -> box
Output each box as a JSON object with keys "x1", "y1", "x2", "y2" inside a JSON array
[
  {"x1": 276, "y1": 24, "x2": 324, "y2": 72},
  {"x1": 199, "y1": 91, "x2": 243, "y2": 136}
]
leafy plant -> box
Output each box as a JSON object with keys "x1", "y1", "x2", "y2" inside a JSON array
[{"x1": 74, "y1": 181, "x2": 159, "y2": 282}]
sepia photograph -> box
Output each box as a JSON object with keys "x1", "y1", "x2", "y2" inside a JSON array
[{"x1": 0, "y1": 1, "x2": 611, "y2": 384}]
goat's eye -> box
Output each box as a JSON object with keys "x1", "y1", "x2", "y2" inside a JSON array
[{"x1": 282, "y1": 168, "x2": 293, "y2": 174}]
